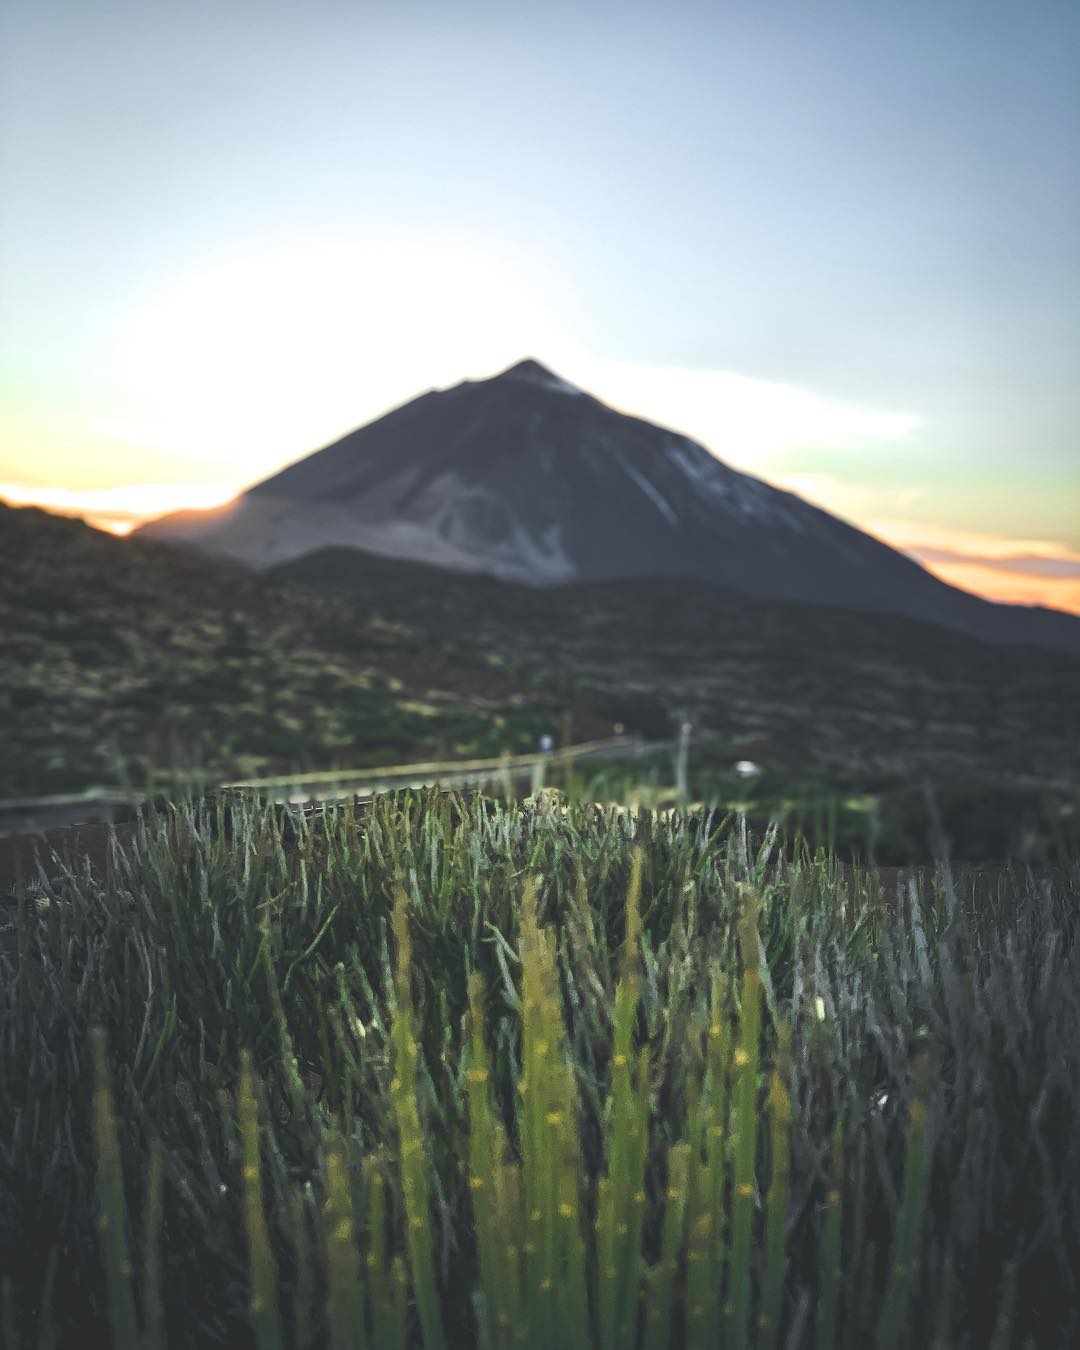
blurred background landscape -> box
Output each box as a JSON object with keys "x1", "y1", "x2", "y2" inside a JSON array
[{"x1": 2, "y1": 0, "x2": 1078, "y2": 854}]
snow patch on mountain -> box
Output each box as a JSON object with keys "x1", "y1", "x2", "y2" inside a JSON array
[
  {"x1": 615, "y1": 452, "x2": 680, "y2": 526},
  {"x1": 664, "y1": 439, "x2": 806, "y2": 529}
]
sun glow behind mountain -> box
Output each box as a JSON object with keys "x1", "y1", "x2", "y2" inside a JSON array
[
  {"x1": 0, "y1": 481, "x2": 238, "y2": 535},
  {"x1": 14, "y1": 238, "x2": 924, "y2": 486},
  {"x1": 1, "y1": 236, "x2": 1078, "y2": 615},
  {"x1": 0, "y1": 235, "x2": 928, "y2": 539},
  {"x1": 2, "y1": 232, "x2": 1076, "y2": 615}
]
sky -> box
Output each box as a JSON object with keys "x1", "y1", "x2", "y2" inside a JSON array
[{"x1": 1, "y1": 0, "x2": 1078, "y2": 613}]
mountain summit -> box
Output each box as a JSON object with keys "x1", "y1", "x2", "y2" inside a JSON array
[
  {"x1": 497, "y1": 357, "x2": 584, "y2": 393},
  {"x1": 138, "y1": 360, "x2": 1080, "y2": 649}
]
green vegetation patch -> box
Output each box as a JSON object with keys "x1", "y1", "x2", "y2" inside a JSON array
[
  {"x1": 3, "y1": 792, "x2": 1078, "y2": 1347},
  {"x1": 0, "y1": 506, "x2": 603, "y2": 796}
]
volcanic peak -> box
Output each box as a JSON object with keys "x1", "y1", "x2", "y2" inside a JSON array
[{"x1": 496, "y1": 358, "x2": 582, "y2": 396}]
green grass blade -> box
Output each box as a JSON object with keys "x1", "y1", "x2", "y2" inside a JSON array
[
  {"x1": 141, "y1": 1138, "x2": 165, "y2": 1350},
  {"x1": 814, "y1": 1124, "x2": 844, "y2": 1350},
  {"x1": 237, "y1": 1052, "x2": 284, "y2": 1350},
  {"x1": 875, "y1": 1048, "x2": 933, "y2": 1350},
  {"x1": 391, "y1": 890, "x2": 446, "y2": 1350},
  {"x1": 291, "y1": 1185, "x2": 314, "y2": 1350},
  {"x1": 727, "y1": 894, "x2": 763, "y2": 1350},
  {"x1": 643, "y1": 1143, "x2": 690, "y2": 1350},
  {"x1": 90, "y1": 1028, "x2": 139, "y2": 1350},
  {"x1": 323, "y1": 1137, "x2": 366, "y2": 1350},
  {"x1": 758, "y1": 1022, "x2": 792, "y2": 1350}
]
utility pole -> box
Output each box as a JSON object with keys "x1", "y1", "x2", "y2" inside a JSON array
[
  {"x1": 675, "y1": 720, "x2": 692, "y2": 806},
  {"x1": 531, "y1": 732, "x2": 554, "y2": 796}
]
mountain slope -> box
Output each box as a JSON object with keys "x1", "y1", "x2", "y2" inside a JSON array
[
  {"x1": 272, "y1": 545, "x2": 1080, "y2": 795},
  {"x1": 0, "y1": 503, "x2": 603, "y2": 797},
  {"x1": 139, "y1": 358, "x2": 1080, "y2": 650}
]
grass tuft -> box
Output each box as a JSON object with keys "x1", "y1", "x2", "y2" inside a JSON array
[{"x1": 5, "y1": 791, "x2": 1078, "y2": 1348}]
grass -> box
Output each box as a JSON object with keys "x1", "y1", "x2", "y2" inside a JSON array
[
  {"x1": 570, "y1": 753, "x2": 1080, "y2": 866},
  {"x1": 2, "y1": 789, "x2": 1079, "y2": 1347}
]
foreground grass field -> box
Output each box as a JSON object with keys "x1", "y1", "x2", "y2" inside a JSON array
[{"x1": 3, "y1": 792, "x2": 1078, "y2": 1348}]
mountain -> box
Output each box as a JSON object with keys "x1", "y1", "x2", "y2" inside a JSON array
[
  {"x1": 138, "y1": 358, "x2": 1080, "y2": 650},
  {"x1": 0, "y1": 502, "x2": 602, "y2": 797}
]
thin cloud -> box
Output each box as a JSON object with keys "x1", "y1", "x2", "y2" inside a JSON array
[
  {"x1": 910, "y1": 547, "x2": 1080, "y2": 580},
  {"x1": 764, "y1": 501, "x2": 1080, "y2": 617},
  {"x1": 573, "y1": 362, "x2": 920, "y2": 472},
  {"x1": 864, "y1": 520, "x2": 1080, "y2": 615}
]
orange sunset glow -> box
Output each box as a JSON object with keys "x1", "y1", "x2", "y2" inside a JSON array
[
  {"x1": 0, "y1": 481, "x2": 239, "y2": 536},
  {"x1": 868, "y1": 521, "x2": 1080, "y2": 617},
  {"x1": 908, "y1": 553, "x2": 1080, "y2": 616}
]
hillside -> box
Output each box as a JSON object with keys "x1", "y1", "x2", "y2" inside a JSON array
[
  {"x1": 139, "y1": 358, "x2": 1080, "y2": 651},
  {"x1": 0, "y1": 504, "x2": 607, "y2": 797},
  {"x1": 273, "y1": 545, "x2": 1080, "y2": 795},
  {"x1": 6, "y1": 499, "x2": 1078, "y2": 847}
]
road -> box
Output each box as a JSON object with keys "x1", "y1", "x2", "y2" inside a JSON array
[{"x1": 0, "y1": 735, "x2": 665, "y2": 838}]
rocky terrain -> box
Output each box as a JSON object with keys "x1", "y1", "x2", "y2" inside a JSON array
[
  {"x1": 0, "y1": 504, "x2": 607, "y2": 797},
  {"x1": 4, "y1": 498, "x2": 1078, "y2": 859},
  {"x1": 274, "y1": 545, "x2": 1080, "y2": 796}
]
